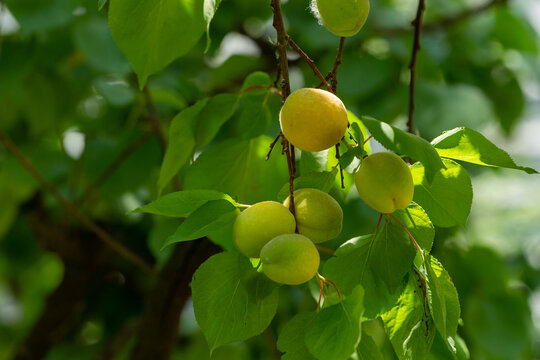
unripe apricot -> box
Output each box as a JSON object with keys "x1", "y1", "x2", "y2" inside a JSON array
[
  {"x1": 354, "y1": 152, "x2": 414, "y2": 214},
  {"x1": 233, "y1": 201, "x2": 296, "y2": 258},
  {"x1": 261, "y1": 234, "x2": 320, "y2": 285},
  {"x1": 312, "y1": 0, "x2": 370, "y2": 37},
  {"x1": 283, "y1": 188, "x2": 343, "y2": 243},
  {"x1": 279, "y1": 88, "x2": 348, "y2": 152}
]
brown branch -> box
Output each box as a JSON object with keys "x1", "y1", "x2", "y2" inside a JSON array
[
  {"x1": 407, "y1": 0, "x2": 426, "y2": 134},
  {"x1": 378, "y1": 0, "x2": 507, "y2": 35},
  {"x1": 335, "y1": 144, "x2": 345, "y2": 189},
  {"x1": 94, "y1": 319, "x2": 140, "y2": 360},
  {"x1": 270, "y1": 0, "x2": 291, "y2": 100},
  {"x1": 75, "y1": 132, "x2": 153, "y2": 208},
  {"x1": 271, "y1": 0, "x2": 296, "y2": 217},
  {"x1": 286, "y1": 36, "x2": 332, "y2": 92},
  {"x1": 328, "y1": 37, "x2": 346, "y2": 94},
  {"x1": 129, "y1": 240, "x2": 220, "y2": 360},
  {"x1": 266, "y1": 132, "x2": 282, "y2": 160},
  {"x1": 0, "y1": 130, "x2": 155, "y2": 275},
  {"x1": 15, "y1": 198, "x2": 108, "y2": 360}
]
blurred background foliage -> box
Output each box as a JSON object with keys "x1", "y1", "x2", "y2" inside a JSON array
[{"x1": 0, "y1": 0, "x2": 539, "y2": 359}]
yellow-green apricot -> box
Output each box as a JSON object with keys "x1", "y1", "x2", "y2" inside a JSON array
[
  {"x1": 233, "y1": 201, "x2": 296, "y2": 258},
  {"x1": 279, "y1": 88, "x2": 348, "y2": 152},
  {"x1": 283, "y1": 188, "x2": 343, "y2": 243},
  {"x1": 354, "y1": 152, "x2": 414, "y2": 214},
  {"x1": 312, "y1": 0, "x2": 370, "y2": 37},
  {"x1": 261, "y1": 234, "x2": 320, "y2": 285}
]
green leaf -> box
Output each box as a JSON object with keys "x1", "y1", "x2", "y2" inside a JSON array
[
  {"x1": 203, "y1": 0, "x2": 223, "y2": 52},
  {"x1": 370, "y1": 216, "x2": 417, "y2": 293},
  {"x1": 240, "y1": 72, "x2": 272, "y2": 93},
  {"x1": 98, "y1": 0, "x2": 107, "y2": 10},
  {"x1": 347, "y1": 111, "x2": 370, "y2": 154},
  {"x1": 323, "y1": 236, "x2": 401, "y2": 318},
  {"x1": 108, "y1": 0, "x2": 206, "y2": 88},
  {"x1": 392, "y1": 204, "x2": 435, "y2": 253},
  {"x1": 192, "y1": 252, "x2": 280, "y2": 354},
  {"x1": 431, "y1": 127, "x2": 537, "y2": 174},
  {"x1": 276, "y1": 169, "x2": 337, "y2": 202},
  {"x1": 158, "y1": 99, "x2": 209, "y2": 194},
  {"x1": 277, "y1": 313, "x2": 317, "y2": 360},
  {"x1": 410, "y1": 159, "x2": 472, "y2": 228},
  {"x1": 305, "y1": 285, "x2": 364, "y2": 360},
  {"x1": 362, "y1": 116, "x2": 445, "y2": 182},
  {"x1": 183, "y1": 136, "x2": 289, "y2": 204},
  {"x1": 94, "y1": 77, "x2": 134, "y2": 107},
  {"x1": 382, "y1": 273, "x2": 435, "y2": 360},
  {"x1": 231, "y1": 93, "x2": 272, "y2": 140},
  {"x1": 424, "y1": 255, "x2": 460, "y2": 355},
  {"x1": 131, "y1": 189, "x2": 236, "y2": 217},
  {"x1": 164, "y1": 199, "x2": 238, "y2": 247},
  {"x1": 357, "y1": 329, "x2": 384, "y2": 360},
  {"x1": 195, "y1": 93, "x2": 239, "y2": 150}
]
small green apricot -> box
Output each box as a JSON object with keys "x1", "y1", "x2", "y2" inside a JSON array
[
  {"x1": 283, "y1": 188, "x2": 343, "y2": 243},
  {"x1": 312, "y1": 0, "x2": 370, "y2": 37},
  {"x1": 233, "y1": 201, "x2": 296, "y2": 258},
  {"x1": 261, "y1": 234, "x2": 320, "y2": 285},
  {"x1": 354, "y1": 152, "x2": 414, "y2": 214}
]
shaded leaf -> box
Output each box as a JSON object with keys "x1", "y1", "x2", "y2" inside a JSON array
[
  {"x1": 382, "y1": 273, "x2": 435, "y2": 360},
  {"x1": 130, "y1": 189, "x2": 235, "y2": 217},
  {"x1": 192, "y1": 252, "x2": 280, "y2": 354},
  {"x1": 305, "y1": 286, "x2": 364, "y2": 360},
  {"x1": 109, "y1": 0, "x2": 206, "y2": 87},
  {"x1": 158, "y1": 99, "x2": 209, "y2": 194},
  {"x1": 276, "y1": 169, "x2": 337, "y2": 202},
  {"x1": 164, "y1": 199, "x2": 238, "y2": 247},
  {"x1": 277, "y1": 312, "x2": 317, "y2": 360}
]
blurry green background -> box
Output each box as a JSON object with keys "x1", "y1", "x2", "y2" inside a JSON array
[{"x1": 0, "y1": 0, "x2": 539, "y2": 359}]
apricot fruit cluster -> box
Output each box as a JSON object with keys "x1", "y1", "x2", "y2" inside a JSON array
[
  {"x1": 354, "y1": 152, "x2": 414, "y2": 214},
  {"x1": 280, "y1": 88, "x2": 348, "y2": 152},
  {"x1": 232, "y1": 189, "x2": 343, "y2": 285}
]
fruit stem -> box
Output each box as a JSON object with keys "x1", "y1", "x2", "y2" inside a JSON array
[
  {"x1": 335, "y1": 143, "x2": 345, "y2": 189},
  {"x1": 286, "y1": 35, "x2": 333, "y2": 92},
  {"x1": 388, "y1": 213, "x2": 423, "y2": 254},
  {"x1": 315, "y1": 273, "x2": 342, "y2": 311},
  {"x1": 315, "y1": 245, "x2": 335, "y2": 255}
]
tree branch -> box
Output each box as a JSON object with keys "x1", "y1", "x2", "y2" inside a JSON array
[
  {"x1": 407, "y1": 0, "x2": 426, "y2": 134},
  {"x1": 378, "y1": 0, "x2": 507, "y2": 35},
  {"x1": 287, "y1": 36, "x2": 332, "y2": 92},
  {"x1": 270, "y1": 0, "x2": 296, "y2": 216},
  {"x1": 328, "y1": 37, "x2": 346, "y2": 94},
  {"x1": 0, "y1": 130, "x2": 155, "y2": 275}
]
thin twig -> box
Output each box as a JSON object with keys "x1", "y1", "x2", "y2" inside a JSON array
[
  {"x1": 316, "y1": 245, "x2": 335, "y2": 256},
  {"x1": 407, "y1": 0, "x2": 426, "y2": 134},
  {"x1": 328, "y1": 37, "x2": 346, "y2": 94},
  {"x1": 335, "y1": 144, "x2": 345, "y2": 189},
  {"x1": 266, "y1": 132, "x2": 282, "y2": 160},
  {"x1": 282, "y1": 137, "x2": 296, "y2": 218},
  {"x1": 0, "y1": 130, "x2": 156, "y2": 275},
  {"x1": 378, "y1": 0, "x2": 506, "y2": 35},
  {"x1": 287, "y1": 36, "x2": 332, "y2": 92},
  {"x1": 388, "y1": 213, "x2": 423, "y2": 254},
  {"x1": 76, "y1": 132, "x2": 153, "y2": 207}
]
